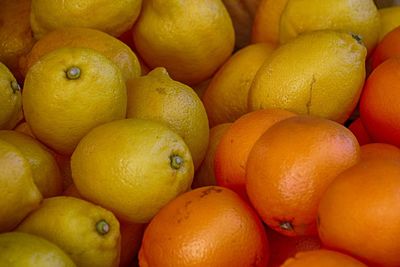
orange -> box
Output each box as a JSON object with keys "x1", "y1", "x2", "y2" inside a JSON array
[
  {"x1": 281, "y1": 250, "x2": 367, "y2": 267},
  {"x1": 138, "y1": 186, "x2": 269, "y2": 267},
  {"x1": 348, "y1": 117, "x2": 371, "y2": 146},
  {"x1": 371, "y1": 26, "x2": 400, "y2": 69},
  {"x1": 20, "y1": 27, "x2": 141, "y2": 81},
  {"x1": 192, "y1": 123, "x2": 232, "y2": 189},
  {"x1": 0, "y1": 0, "x2": 35, "y2": 81},
  {"x1": 214, "y1": 109, "x2": 296, "y2": 199},
  {"x1": 359, "y1": 58, "x2": 400, "y2": 146},
  {"x1": 251, "y1": 0, "x2": 289, "y2": 45},
  {"x1": 318, "y1": 159, "x2": 400, "y2": 266},
  {"x1": 202, "y1": 43, "x2": 276, "y2": 127},
  {"x1": 266, "y1": 227, "x2": 321, "y2": 267},
  {"x1": 360, "y1": 143, "x2": 400, "y2": 161},
  {"x1": 246, "y1": 115, "x2": 360, "y2": 236}
]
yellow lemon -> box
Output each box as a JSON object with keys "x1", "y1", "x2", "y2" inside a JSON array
[
  {"x1": 14, "y1": 121, "x2": 35, "y2": 138},
  {"x1": 17, "y1": 196, "x2": 121, "y2": 267},
  {"x1": 249, "y1": 30, "x2": 367, "y2": 124},
  {"x1": 22, "y1": 47, "x2": 127, "y2": 155},
  {"x1": 0, "y1": 0, "x2": 35, "y2": 80},
  {"x1": 71, "y1": 118, "x2": 194, "y2": 223},
  {"x1": 192, "y1": 123, "x2": 232, "y2": 189},
  {"x1": 0, "y1": 139, "x2": 42, "y2": 232},
  {"x1": 126, "y1": 67, "x2": 209, "y2": 170},
  {"x1": 0, "y1": 130, "x2": 63, "y2": 197},
  {"x1": 378, "y1": 6, "x2": 400, "y2": 40},
  {"x1": 0, "y1": 232, "x2": 76, "y2": 267},
  {"x1": 0, "y1": 63, "x2": 22, "y2": 130},
  {"x1": 251, "y1": 0, "x2": 289, "y2": 45},
  {"x1": 20, "y1": 27, "x2": 141, "y2": 81},
  {"x1": 279, "y1": 0, "x2": 380, "y2": 54},
  {"x1": 30, "y1": 0, "x2": 142, "y2": 39},
  {"x1": 133, "y1": 0, "x2": 235, "y2": 85},
  {"x1": 202, "y1": 43, "x2": 276, "y2": 127}
]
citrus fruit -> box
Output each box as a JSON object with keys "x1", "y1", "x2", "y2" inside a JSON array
[
  {"x1": 348, "y1": 117, "x2": 371, "y2": 145},
  {"x1": 133, "y1": 0, "x2": 235, "y2": 85},
  {"x1": 248, "y1": 30, "x2": 366, "y2": 124},
  {"x1": 246, "y1": 115, "x2": 360, "y2": 236},
  {"x1": 192, "y1": 123, "x2": 232, "y2": 189},
  {"x1": 138, "y1": 186, "x2": 269, "y2": 267},
  {"x1": 71, "y1": 118, "x2": 194, "y2": 223},
  {"x1": 281, "y1": 249, "x2": 367, "y2": 267},
  {"x1": 0, "y1": 232, "x2": 76, "y2": 267},
  {"x1": 30, "y1": 0, "x2": 142, "y2": 38},
  {"x1": 22, "y1": 47, "x2": 127, "y2": 155},
  {"x1": 0, "y1": 0, "x2": 35, "y2": 81},
  {"x1": 0, "y1": 62, "x2": 22, "y2": 130},
  {"x1": 214, "y1": 109, "x2": 296, "y2": 199},
  {"x1": 279, "y1": 0, "x2": 380, "y2": 54},
  {"x1": 126, "y1": 67, "x2": 209, "y2": 170},
  {"x1": 359, "y1": 58, "x2": 400, "y2": 146},
  {"x1": 222, "y1": 0, "x2": 261, "y2": 48},
  {"x1": 378, "y1": 6, "x2": 400, "y2": 40},
  {"x1": 0, "y1": 130, "x2": 62, "y2": 197},
  {"x1": 202, "y1": 43, "x2": 276, "y2": 126},
  {"x1": 0, "y1": 138, "x2": 42, "y2": 232},
  {"x1": 267, "y1": 227, "x2": 321, "y2": 267},
  {"x1": 251, "y1": 0, "x2": 289, "y2": 45},
  {"x1": 20, "y1": 27, "x2": 141, "y2": 81},
  {"x1": 318, "y1": 159, "x2": 400, "y2": 266},
  {"x1": 17, "y1": 196, "x2": 121, "y2": 267},
  {"x1": 14, "y1": 121, "x2": 35, "y2": 138},
  {"x1": 360, "y1": 143, "x2": 400, "y2": 161},
  {"x1": 371, "y1": 26, "x2": 400, "y2": 68}
]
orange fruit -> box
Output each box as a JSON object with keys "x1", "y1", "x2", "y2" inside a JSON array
[
  {"x1": 0, "y1": 0, "x2": 35, "y2": 81},
  {"x1": 214, "y1": 109, "x2": 296, "y2": 199},
  {"x1": 138, "y1": 186, "x2": 269, "y2": 267},
  {"x1": 202, "y1": 43, "x2": 276, "y2": 126},
  {"x1": 266, "y1": 227, "x2": 321, "y2": 267},
  {"x1": 281, "y1": 249, "x2": 367, "y2": 267},
  {"x1": 371, "y1": 26, "x2": 400, "y2": 69},
  {"x1": 359, "y1": 58, "x2": 400, "y2": 146},
  {"x1": 318, "y1": 159, "x2": 400, "y2": 266},
  {"x1": 246, "y1": 115, "x2": 360, "y2": 236},
  {"x1": 192, "y1": 123, "x2": 232, "y2": 189},
  {"x1": 360, "y1": 143, "x2": 400, "y2": 161},
  {"x1": 348, "y1": 117, "x2": 371, "y2": 146},
  {"x1": 251, "y1": 0, "x2": 289, "y2": 45}
]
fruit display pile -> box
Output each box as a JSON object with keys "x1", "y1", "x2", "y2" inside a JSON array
[{"x1": 1, "y1": 0, "x2": 400, "y2": 266}]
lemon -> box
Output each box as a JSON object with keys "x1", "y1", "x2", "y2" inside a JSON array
[
  {"x1": 0, "y1": 130, "x2": 63, "y2": 197},
  {"x1": 71, "y1": 118, "x2": 194, "y2": 223},
  {"x1": 133, "y1": 0, "x2": 235, "y2": 85},
  {"x1": 0, "y1": 139, "x2": 42, "y2": 232},
  {"x1": 279, "y1": 0, "x2": 380, "y2": 54},
  {"x1": 378, "y1": 6, "x2": 400, "y2": 40},
  {"x1": 17, "y1": 196, "x2": 121, "y2": 267},
  {"x1": 126, "y1": 67, "x2": 209, "y2": 170},
  {"x1": 0, "y1": 62, "x2": 22, "y2": 130},
  {"x1": 22, "y1": 47, "x2": 127, "y2": 155},
  {"x1": 0, "y1": 232, "x2": 76, "y2": 267},
  {"x1": 249, "y1": 30, "x2": 367, "y2": 124},
  {"x1": 20, "y1": 27, "x2": 141, "y2": 81},
  {"x1": 202, "y1": 43, "x2": 276, "y2": 126},
  {"x1": 30, "y1": 0, "x2": 142, "y2": 39}
]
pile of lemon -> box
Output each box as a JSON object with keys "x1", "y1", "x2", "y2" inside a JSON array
[{"x1": 0, "y1": 0, "x2": 399, "y2": 266}]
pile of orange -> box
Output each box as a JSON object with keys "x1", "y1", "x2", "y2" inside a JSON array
[{"x1": 1, "y1": 0, "x2": 400, "y2": 266}]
